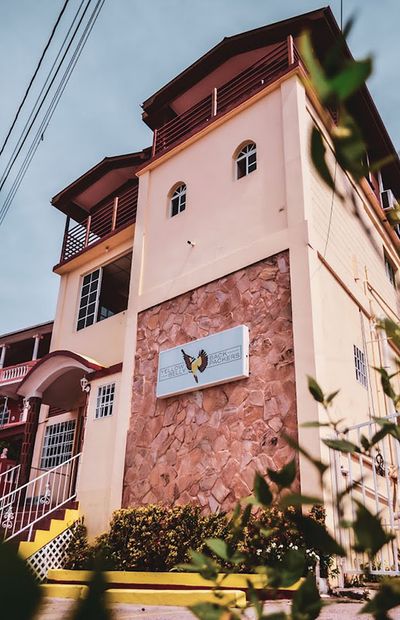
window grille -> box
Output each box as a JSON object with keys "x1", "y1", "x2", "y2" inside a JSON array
[
  {"x1": 170, "y1": 184, "x2": 186, "y2": 217},
  {"x1": 236, "y1": 142, "x2": 257, "y2": 179},
  {"x1": 77, "y1": 269, "x2": 101, "y2": 331},
  {"x1": 40, "y1": 420, "x2": 76, "y2": 469},
  {"x1": 353, "y1": 345, "x2": 368, "y2": 388},
  {"x1": 0, "y1": 397, "x2": 9, "y2": 426},
  {"x1": 384, "y1": 253, "x2": 396, "y2": 288},
  {"x1": 95, "y1": 382, "x2": 116, "y2": 419}
]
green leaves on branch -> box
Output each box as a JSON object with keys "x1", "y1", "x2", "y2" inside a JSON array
[
  {"x1": 283, "y1": 433, "x2": 328, "y2": 481},
  {"x1": 178, "y1": 550, "x2": 220, "y2": 581},
  {"x1": 293, "y1": 515, "x2": 346, "y2": 557},
  {"x1": 205, "y1": 539, "x2": 245, "y2": 565},
  {"x1": 362, "y1": 579, "x2": 400, "y2": 619},
  {"x1": 253, "y1": 473, "x2": 273, "y2": 507},
  {"x1": 267, "y1": 459, "x2": 296, "y2": 489},
  {"x1": 291, "y1": 574, "x2": 323, "y2": 620},
  {"x1": 307, "y1": 377, "x2": 340, "y2": 410},
  {"x1": 322, "y1": 438, "x2": 360, "y2": 454},
  {"x1": 264, "y1": 549, "x2": 305, "y2": 589},
  {"x1": 353, "y1": 503, "x2": 394, "y2": 557},
  {"x1": 191, "y1": 602, "x2": 240, "y2": 620}
]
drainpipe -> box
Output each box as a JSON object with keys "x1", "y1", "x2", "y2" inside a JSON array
[{"x1": 0, "y1": 345, "x2": 7, "y2": 369}]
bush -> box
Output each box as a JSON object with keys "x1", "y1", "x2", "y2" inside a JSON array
[{"x1": 64, "y1": 503, "x2": 331, "y2": 575}]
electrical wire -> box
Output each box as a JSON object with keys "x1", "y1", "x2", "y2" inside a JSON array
[
  {"x1": 0, "y1": 0, "x2": 92, "y2": 193},
  {"x1": 0, "y1": 0, "x2": 106, "y2": 227},
  {"x1": 0, "y1": 0, "x2": 71, "y2": 159}
]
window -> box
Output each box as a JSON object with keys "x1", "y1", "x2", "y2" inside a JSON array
[
  {"x1": 77, "y1": 252, "x2": 132, "y2": 331},
  {"x1": 384, "y1": 252, "x2": 396, "y2": 288},
  {"x1": 0, "y1": 397, "x2": 9, "y2": 426},
  {"x1": 236, "y1": 142, "x2": 257, "y2": 179},
  {"x1": 40, "y1": 420, "x2": 76, "y2": 469},
  {"x1": 353, "y1": 345, "x2": 368, "y2": 388},
  {"x1": 95, "y1": 383, "x2": 116, "y2": 419},
  {"x1": 170, "y1": 184, "x2": 186, "y2": 217}
]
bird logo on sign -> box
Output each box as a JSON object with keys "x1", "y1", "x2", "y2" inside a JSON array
[{"x1": 181, "y1": 348, "x2": 208, "y2": 383}]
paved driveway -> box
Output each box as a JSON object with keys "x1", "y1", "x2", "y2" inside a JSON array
[{"x1": 36, "y1": 598, "x2": 400, "y2": 619}]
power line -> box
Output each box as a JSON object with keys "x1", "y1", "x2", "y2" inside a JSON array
[
  {"x1": 0, "y1": 0, "x2": 71, "y2": 159},
  {"x1": 0, "y1": 0, "x2": 92, "y2": 193},
  {"x1": 0, "y1": 0, "x2": 106, "y2": 227}
]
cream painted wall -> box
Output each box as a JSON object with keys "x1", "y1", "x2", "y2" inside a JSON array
[
  {"x1": 137, "y1": 88, "x2": 287, "y2": 310},
  {"x1": 50, "y1": 236, "x2": 134, "y2": 367},
  {"x1": 76, "y1": 371, "x2": 121, "y2": 537}
]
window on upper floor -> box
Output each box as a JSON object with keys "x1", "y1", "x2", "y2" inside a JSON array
[
  {"x1": 384, "y1": 251, "x2": 397, "y2": 288},
  {"x1": 95, "y1": 382, "x2": 116, "y2": 419},
  {"x1": 170, "y1": 183, "x2": 187, "y2": 217},
  {"x1": 76, "y1": 252, "x2": 132, "y2": 331},
  {"x1": 235, "y1": 142, "x2": 257, "y2": 179},
  {"x1": 353, "y1": 345, "x2": 368, "y2": 389}
]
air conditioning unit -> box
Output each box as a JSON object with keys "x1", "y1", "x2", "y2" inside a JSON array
[{"x1": 381, "y1": 188, "x2": 397, "y2": 212}]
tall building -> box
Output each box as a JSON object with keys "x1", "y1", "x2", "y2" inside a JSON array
[{"x1": 1, "y1": 7, "x2": 399, "y2": 579}]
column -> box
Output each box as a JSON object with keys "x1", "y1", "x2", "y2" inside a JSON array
[
  {"x1": 0, "y1": 344, "x2": 7, "y2": 368},
  {"x1": 19, "y1": 397, "x2": 41, "y2": 484},
  {"x1": 32, "y1": 335, "x2": 41, "y2": 361}
]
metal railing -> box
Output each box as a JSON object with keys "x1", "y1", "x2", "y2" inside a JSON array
[
  {"x1": 60, "y1": 183, "x2": 138, "y2": 263},
  {"x1": 0, "y1": 361, "x2": 36, "y2": 385},
  {"x1": 0, "y1": 464, "x2": 20, "y2": 495},
  {"x1": 330, "y1": 414, "x2": 400, "y2": 577},
  {"x1": 0, "y1": 453, "x2": 81, "y2": 542},
  {"x1": 152, "y1": 39, "x2": 298, "y2": 156}
]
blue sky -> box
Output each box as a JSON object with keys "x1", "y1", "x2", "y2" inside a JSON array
[{"x1": 0, "y1": 0, "x2": 399, "y2": 335}]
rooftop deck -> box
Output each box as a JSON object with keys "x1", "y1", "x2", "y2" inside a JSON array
[{"x1": 151, "y1": 38, "x2": 303, "y2": 157}]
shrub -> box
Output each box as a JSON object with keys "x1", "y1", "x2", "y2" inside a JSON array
[{"x1": 64, "y1": 503, "x2": 331, "y2": 575}]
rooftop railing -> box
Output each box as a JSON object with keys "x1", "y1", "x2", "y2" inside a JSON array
[
  {"x1": 59, "y1": 182, "x2": 138, "y2": 264},
  {"x1": 0, "y1": 361, "x2": 36, "y2": 386},
  {"x1": 152, "y1": 38, "x2": 302, "y2": 157}
]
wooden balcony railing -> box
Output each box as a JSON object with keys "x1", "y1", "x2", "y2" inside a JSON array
[
  {"x1": 152, "y1": 38, "x2": 302, "y2": 157},
  {"x1": 60, "y1": 182, "x2": 139, "y2": 263},
  {"x1": 0, "y1": 361, "x2": 36, "y2": 386}
]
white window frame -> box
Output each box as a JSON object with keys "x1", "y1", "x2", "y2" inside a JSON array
[
  {"x1": 76, "y1": 268, "x2": 103, "y2": 331},
  {"x1": 235, "y1": 142, "x2": 257, "y2": 179},
  {"x1": 95, "y1": 382, "x2": 116, "y2": 419},
  {"x1": 40, "y1": 420, "x2": 76, "y2": 469},
  {"x1": 0, "y1": 396, "x2": 9, "y2": 426},
  {"x1": 170, "y1": 184, "x2": 186, "y2": 217},
  {"x1": 353, "y1": 345, "x2": 368, "y2": 389}
]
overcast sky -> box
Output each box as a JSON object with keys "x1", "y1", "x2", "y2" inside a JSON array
[{"x1": 0, "y1": 0, "x2": 399, "y2": 336}]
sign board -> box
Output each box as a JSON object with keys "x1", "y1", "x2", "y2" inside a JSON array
[{"x1": 156, "y1": 325, "x2": 249, "y2": 399}]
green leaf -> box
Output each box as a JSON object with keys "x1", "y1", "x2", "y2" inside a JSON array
[
  {"x1": 253, "y1": 472, "x2": 273, "y2": 507},
  {"x1": 362, "y1": 580, "x2": 400, "y2": 618},
  {"x1": 186, "y1": 550, "x2": 220, "y2": 581},
  {"x1": 205, "y1": 539, "x2": 230, "y2": 561},
  {"x1": 310, "y1": 128, "x2": 343, "y2": 198},
  {"x1": 283, "y1": 433, "x2": 328, "y2": 480},
  {"x1": 353, "y1": 503, "x2": 394, "y2": 556},
  {"x1": 260, "y1": 528, "x2": 275, "y2": 538},
  {"x1": 378, "y1": 318, "x2": 400, "y2": 350},
  {"x1": 329, "y1": 58, "x2": 372, "y2": 101},
  {"x1": 190, "y1": 602, "x2": 234, "y2": 620},
  {"x1": 322, "y1": 438, "x2": 360, "y2": 453},
  {"x1": 72, "y1": 566, "x2": 110, "y2": 620},
  {"x1": 360, "y1": 434, "x2": 370, "y2": 451},
  {"x1": 279, "y1": 493, "x2": 323, "y2": 508},
  {"x1": 267, "y1": 549, "x2": 305, "y2": 589},
  {"x1": 268, "y1": 459, "x2": 296, "y2": 489},
  {"x1": 301, "y1": 421, "x2": 330, "y2": 428},
  {"x1": 374, "y1": 367, "x2": 398, "y2": 402},
  {"x1": 307, "y1": 375, "x2": 325, "y2": 403},
  {"x1": 0, "y1": 543, "x2": 42, "y2": 620},
  {"x1": 371, "y1": 417, "x2": 400, "y2": 445},
  {"x1": 299, "y1": 32, "x2": 331, "y2": 101},
  {"x1": 291, "y1": 574, "x2": 323, "y2": 620},
  {"x1": 326, "y1": 389, "x2": 340, "y2": 404},
  {"x1": 294, "y1": 515, "x2": 346, "y2": 556}
]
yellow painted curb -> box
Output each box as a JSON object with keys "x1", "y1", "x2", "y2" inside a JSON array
[
  {"x1": 19, "y1": 509, "x2": 80, "y2": 559},
  {"x1": 41, "y1": 583, "x2": 88, "y2": 599},
  {"x1": 104, "y1": 588, "x2": 247, "y2": 608},
  {"x1": 47, "y1": 570, "x2": 302, "y2": 591}
]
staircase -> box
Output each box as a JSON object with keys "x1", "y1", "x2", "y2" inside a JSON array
[{"x1": 0, "y1": 453, "x2": 81, "y2": 543}]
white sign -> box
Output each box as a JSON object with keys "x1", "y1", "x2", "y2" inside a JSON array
[{"x1": 156, "y1": 325, "x2": 249, "y2": 399}]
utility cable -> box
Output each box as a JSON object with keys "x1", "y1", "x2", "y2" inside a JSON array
[
  {"x1": 0, "y1": 0, "x2": 71, "y2": 159},
  {"x1": 0, "y1": 0, "x2": 92, "y2": 193},
  {"x1": 0, "y1": 0, "x2": 106, "y2": 227}
]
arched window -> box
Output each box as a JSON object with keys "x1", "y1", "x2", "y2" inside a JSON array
[
  {"x1": 170, "y1": 183, "x2": 187, "y2": 217},
  {"x1": 235, "y1": 142, "x2": 257, "y2": 179}
]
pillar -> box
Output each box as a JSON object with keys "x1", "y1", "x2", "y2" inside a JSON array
[{"x1": 19, "y1": 397, "x2": 41, "y2": 484}]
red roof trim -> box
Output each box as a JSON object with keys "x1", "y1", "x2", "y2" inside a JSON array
[{"x1": 18, "y1": 350, "x2": 104, "y2": 391}]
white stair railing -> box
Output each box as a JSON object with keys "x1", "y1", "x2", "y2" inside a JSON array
[
  {"x1": 0, "y1": 463, "x2": 20, "y2": 494},
  {"x1": 0, "y1": 453, "x2": 81, "y2": 542}
]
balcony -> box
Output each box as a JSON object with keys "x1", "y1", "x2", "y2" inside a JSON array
[
  {"x1": 0, "y1": 361, "x2": 36, "y2": 387},
  {"x1": 152, "y1": 38, "x2": 303, "y2": 157},
  {"x1": 60, "y1": 183, "x2": 138, "y2": 263}
]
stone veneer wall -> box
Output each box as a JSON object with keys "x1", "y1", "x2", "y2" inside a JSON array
[{"x1": 123, "y1": 251, "x2": 298, "y2": 512}]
